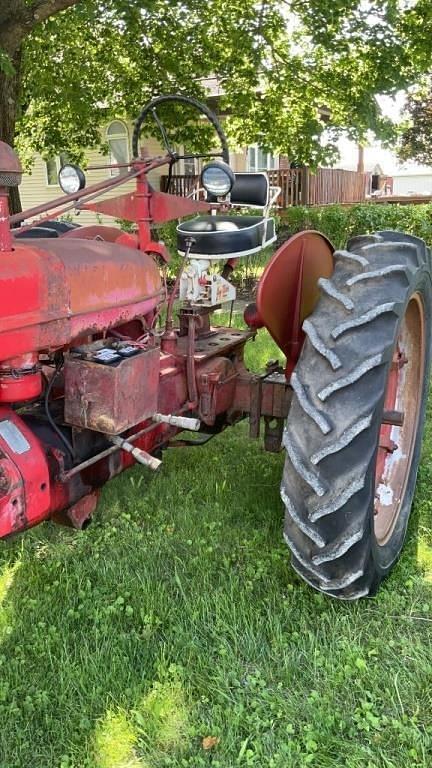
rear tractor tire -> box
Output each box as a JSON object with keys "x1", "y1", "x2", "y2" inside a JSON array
[{"x1": 282, "y1": 231, "x2": 432, "y2": 599}]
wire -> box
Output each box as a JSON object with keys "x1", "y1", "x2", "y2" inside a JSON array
[{"x1": 44, "y1": 364, "x2": 75, "y2": 460}]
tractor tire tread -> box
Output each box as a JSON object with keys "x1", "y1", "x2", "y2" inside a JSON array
[{"x1": 281, "y1": 230, "x2": 432, "y2": 598}]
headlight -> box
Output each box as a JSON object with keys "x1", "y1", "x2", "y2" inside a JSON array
[
  {"x1": 58, "y1": 164, "x2": 86, "y2": 195},
  {"x1": 201, "y1": 161, "x2": 235, "y2": 197}
]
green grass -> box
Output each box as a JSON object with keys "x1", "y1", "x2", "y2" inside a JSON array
[{"x1": 1, "y1": 323, "x2": 432, "y2": 768}]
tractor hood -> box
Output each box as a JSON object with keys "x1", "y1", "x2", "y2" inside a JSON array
[{"x1": 0, "y1": 238, "x2": 162, "y2": 362}]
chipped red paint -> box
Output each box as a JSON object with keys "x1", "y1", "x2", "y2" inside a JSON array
[
  {"x1": 82, "y1": 181, "x2": 211, "y2": 226},
  {"x1": 0, "y1": 407, "x2": 50, "y2": 537},
  {"x1": 0, "y1": 239, "x2": 162, "y2": 362},
  {"x1": 0, "y1": 192, "x2": 12, "y2": 252}
]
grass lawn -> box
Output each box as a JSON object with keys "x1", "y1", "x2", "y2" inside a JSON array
[{"x1": 1, "y1": 320, "x2": 432, "y2": 768}]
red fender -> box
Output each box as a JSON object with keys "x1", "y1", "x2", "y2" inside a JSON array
[{"x1": 256, "y1": 231, "x2": 334, "y2": 375}]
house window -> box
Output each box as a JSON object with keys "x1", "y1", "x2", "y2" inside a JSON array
[
  {"x1": 247, "y1": 145, "x2": 278, "y2": 171},
  {"x1": 107, "y1": 120, "x2": 129, "y2": 176},
  {"x1": 183, "y1": 156, "x2": 201, "y2": 176},
  {"x1": 45, "y1": 152, "x2": 69, "y2": 186}
]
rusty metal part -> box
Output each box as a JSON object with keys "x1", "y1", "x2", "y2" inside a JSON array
[
  {"x1": 233, "y1": 370, "x2": 292, "y2": 421},
  {"x1": 60, "y1": 421, "x2": 161, "y2": 481},
  {"x1": 374, "y1": 293, "x2": 425, "y2": 544},
  {"x1": 382, "y1": 410, "x2": 404, "y2": 427},
  {"x1": 10, "y1": 165, "x2": 144, "y2": 228},
  {"x1": 249, "y1": 376, "x2": 262, "y2": 438},
  {"x1": 0, "y1": 141, "x2": 22, "y2": 187},
  {"x1": 165, "y1": 241, "x2": 193, "y2": 333},
  {"x1": 187, "y1": 314, "x2": 198, "y2": 407},
  {"x1": 197, "y1": 356, "x2": 237, "y2": 425},
  {"x1": 51, "y1": 491, "x2": 99, "y2": 529},
  {"x1": 82, "y1": 178, "x2": 212, "y2": 224},
  {"x1": 256, "y1": 231, "x2": 334, "y2": 375},
  {"x1": 264, "y1": 416, "x2": 285, "y2": 452},
  {"x1": 175, "y1": 327, "x2": 255, "y2": 361},
  {"x1": 64, "y1": 340, "x2": 160, "y2": 434},
  {"x1": 179, "y1": 305, "x2": 216, "y2": 337}
]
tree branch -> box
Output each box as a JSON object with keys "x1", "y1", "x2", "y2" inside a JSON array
[{"x1": 28, "y1": 0, "x2": 80, "y2": 26}]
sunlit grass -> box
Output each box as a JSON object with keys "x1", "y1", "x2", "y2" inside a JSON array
[
  {"x1": 94, "y1": 710, "x2": 142, "y2": 768},
  {"x1": 0, "y1": 559, "x2": 20, "y2": 605}
]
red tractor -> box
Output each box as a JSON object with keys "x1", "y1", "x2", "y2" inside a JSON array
[{"x1": 0, "y1": 95, "x2": 430, "y2": 600}]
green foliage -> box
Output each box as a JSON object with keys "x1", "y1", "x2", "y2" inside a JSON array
[
  {"x1": 280, "y1": 202, "x2": 432, "y2": 249},
  {"x1": 399, "y1": 78, "x2": 432, "y2": 165},
  {"x1": 4, "y1": 0, "x2": 432, "y2": 169},
  {"x1": 0, "y1": 49, "x2": 13, "y2": 76}
]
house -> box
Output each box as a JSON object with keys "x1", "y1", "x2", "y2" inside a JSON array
[
  {"x1": 391, "y1": 168, "x2": 432, "y2": 196},
  {"x1": 18, "y1": 114, "x2": 280, "y2": 226},
  {"x1": 334, "y1": 134, "x2": 432, "y2": 198}
]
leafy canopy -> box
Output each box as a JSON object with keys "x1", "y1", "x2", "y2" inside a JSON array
[
  {"x1": 8, "y1": 0, "x2": 432, "y2": 167},
  {"x1": 398, "y1": 78, "x2": 432, "y2": 165}
]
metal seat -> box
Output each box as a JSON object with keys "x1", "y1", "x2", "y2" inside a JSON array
[{"x1": 177, "y1": 172, "x2": 280, "y2": 260}]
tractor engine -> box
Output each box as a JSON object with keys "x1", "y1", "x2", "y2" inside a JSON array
[
  {"x1": 0, "y1": 230, "x2": 165, "y2": 535},
  {"x1": 0, "y1": 225, "x2": 254, "y2": 537}
]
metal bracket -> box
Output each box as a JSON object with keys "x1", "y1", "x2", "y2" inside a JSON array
[{"x1": 264, "y1": 416, "x2": 285, "y2": 453}]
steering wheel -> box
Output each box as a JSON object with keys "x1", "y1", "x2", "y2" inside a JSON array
[{"x1": 132, "y1": 94, "x2": 230, "y2": 170}]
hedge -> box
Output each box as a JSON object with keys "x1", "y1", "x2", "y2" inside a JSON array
[{"x1": 278, "y1": 203, "x2": 432, "y2": 250}]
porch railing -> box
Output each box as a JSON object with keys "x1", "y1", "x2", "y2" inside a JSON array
[{"x1": 160, "y1": 167, "x2": 367, "y2": 207}]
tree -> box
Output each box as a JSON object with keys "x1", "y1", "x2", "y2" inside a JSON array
[
  {"x1": 2, "y1": 0, "x2": 432, "y2": 214},
  {"x1": 398, "y1": 81, "x2": 432, "y2": 165},
  {"x1": 0, "y1": 0, "x2": 79, "y2": 212}
]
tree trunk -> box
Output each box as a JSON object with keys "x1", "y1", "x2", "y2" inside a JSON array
[{"x1": 0, "y1": 38, "x2": 23, "y2": 215}]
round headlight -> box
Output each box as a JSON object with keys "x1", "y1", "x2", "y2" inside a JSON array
[
  {"x1": 58, "y1": 164, "x2": 86, "y2": 195},
  {"x1": 201, "y1": 161, "x2": 235, "y2": 198}
]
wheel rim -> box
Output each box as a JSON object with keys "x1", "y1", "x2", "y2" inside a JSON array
[{"x1": 374, "y1": 293, "x2": 425, "y2": 545}]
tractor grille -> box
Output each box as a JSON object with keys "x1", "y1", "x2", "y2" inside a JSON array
[{"x1": 0, "y1": 171, "x2": 22, "y2": 187}]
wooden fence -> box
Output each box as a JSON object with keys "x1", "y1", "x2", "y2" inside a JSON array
[
  {"x1": 160, "y1": 167, "x2": 367, "y2": 208},
  {"x1": 307, "y1": 168, "x2": 367, "y2": 206}
]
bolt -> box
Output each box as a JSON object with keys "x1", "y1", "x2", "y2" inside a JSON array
[{"x1": 0, "y1": 469, "x2": 10, "y2": 494}]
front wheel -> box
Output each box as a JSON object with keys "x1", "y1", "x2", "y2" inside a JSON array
[{"x1": 281, "y1": 231, "x2": 432, "y2": 599}]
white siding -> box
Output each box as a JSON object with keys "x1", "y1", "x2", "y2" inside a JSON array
[
  {"x1": 19, "y1": 123, "x2": 166, "y2": 227},
  {"x1": 392, "y1": 174, "x2": 432, "y2": 196}
]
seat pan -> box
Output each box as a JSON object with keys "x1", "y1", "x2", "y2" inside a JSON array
[{"x1": 177, "y1": 215, "x2": 276, "y2": 259}]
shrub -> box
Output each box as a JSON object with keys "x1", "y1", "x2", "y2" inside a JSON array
[{"x1": 279, "y1": 203, "x2": 432, "y2": 250}]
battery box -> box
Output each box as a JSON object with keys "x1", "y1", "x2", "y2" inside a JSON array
[{"x1": 64, "y1": 338, "x2": 160, "y2": 435}]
